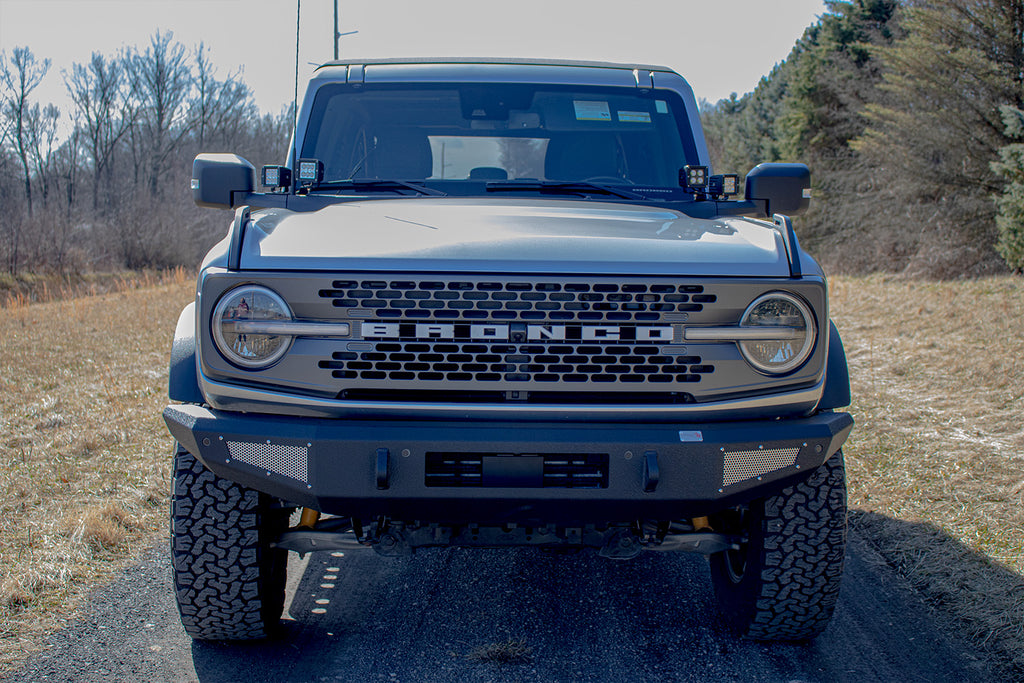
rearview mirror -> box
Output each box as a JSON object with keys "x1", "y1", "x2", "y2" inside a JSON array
[
  {"x1": 191, "y1": 154, "x2": 255, "y2": 210},
  {"x1": 744, "y1": 163, "x2": 810, "y2": 216}
]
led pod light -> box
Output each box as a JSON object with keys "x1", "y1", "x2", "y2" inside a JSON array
[
  {"x1": 297, "y1": 158, "x2": 324, "y2": 185},
  {"x1": 737, "y1": 292, "x2": 816, "y2": 375},
  {"x1": 260, "y1": 165, "x2": 292, "y2": 188},
  {"x1": 212, "y1": 285, "x2": 294, "y2": 368},
  {"x1": 680, "y1": 164, "x2": 709, "y2": 189}
]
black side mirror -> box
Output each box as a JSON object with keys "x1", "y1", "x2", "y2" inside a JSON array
[
  {"x1": 192, "y1": 154, "x2": 255, "y2": 209},
  {"x1": 744, "y1": 163, "x2": 810, "y2": 216}
]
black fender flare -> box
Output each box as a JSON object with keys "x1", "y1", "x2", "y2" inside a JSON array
[
  {"x1": 818, "y1": 320, "x2": 851, "y2": 411},
  {"x1": 168, "y1": 302, "x2": 203, "y2": 404}
]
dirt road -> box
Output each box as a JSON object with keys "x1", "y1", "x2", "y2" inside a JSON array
[{"x1": 7, "y1": 531, "x2": 996, "y2": 682}]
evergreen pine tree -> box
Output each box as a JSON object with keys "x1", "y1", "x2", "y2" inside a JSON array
[{"x1": 991, "y1": 105, "x2": 1024, "y2": 272}]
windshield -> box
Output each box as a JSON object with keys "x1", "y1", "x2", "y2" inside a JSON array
[{"x1": 299, "y1": 83, "x2": 699, "y2": 189}]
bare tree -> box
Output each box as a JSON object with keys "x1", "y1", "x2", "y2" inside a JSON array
[
  {"x1": 126, "y1": 31, "x2": 193, "y2": 197},
  {"x1": 26, "y1": 102, "x2": 60, "y2": 209},
  {"x1": 0, "y1": 46, "x2": 51, "y2": 218},
  {"x1": 0, "y1": 47, "x2": 51, "y2": 273},
  {"x1": 192, "y1": 43, "x2": 218, "y2": 148},
  {"x1": 191, "y1": 43, "x2": 254, "y2": 150},
  {"x1": 0, "y1": 146, "x2": 20, "y2": 273},
  {"x1": 60, "y1": 114, "x2": 82, "y2": 219},
  {"x1": 0, "y1": 38, "x2": 290, "y2": 273},
  {"x1": 65, "y1": 51, "x2": 137, "y2": 211}
]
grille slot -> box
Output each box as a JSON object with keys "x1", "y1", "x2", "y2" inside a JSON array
[
  {"x1": 320, "y1": 279, "x2": 715, "y2": 322},
  {"x1": 425, "y1": 452, "x2": 609, "y2": 488}
]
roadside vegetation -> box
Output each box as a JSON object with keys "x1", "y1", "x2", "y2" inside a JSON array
[
  {"x1": 833, "y1": 275, "x2": 1024, "y2": 674},
  {"x1": 1, "y1": 32, "x2": 288, "y2": 278},
  {"x1": 2, "y1": 1, "x2": 1024, "y2": 282},
  {"x1": 702, "y1": 0, "x2": 1024, "y2": 278},
  {"x1": 0, "y1": 272, "x2": 193, "y2": 672},
  {"x1": 0, "y1": 274, "x2": 1021, "y2": 675}
]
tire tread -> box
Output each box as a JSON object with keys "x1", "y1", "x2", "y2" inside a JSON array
[
  {"x1": 711, "y1": 451, "x2": 847, "y2": 641},
  {"x1": 170, "y1": 445, "x2": 286, "y2": 640}
]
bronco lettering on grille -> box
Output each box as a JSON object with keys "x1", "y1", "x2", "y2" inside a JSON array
[{"x1": 361, "y1": 323, "x2": 674, "y2": 342}]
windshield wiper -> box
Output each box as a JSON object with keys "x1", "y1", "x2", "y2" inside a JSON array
[
  {"x1": 308, "y1": 179, "x2": 446, "y2": 197},
  {"x1": 485, "y1": 180, "x2": 646, "y2": 201}
]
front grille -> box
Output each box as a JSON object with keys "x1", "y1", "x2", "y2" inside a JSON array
[
  {"x1": 319, "y1": 342, "x2": 713, "y2": 385},
  {"x1": 425, "y1": 452, "x2": 609, "y2": 488},
  {"x1": 319, "y1": 278, "x2": 716, "y2": 322},
  {"x1": 204, "y1": 272, "x2": 827, "y2": 409},
  {"x1": 312, "y1": 275, "x2": 724, "y2": 399}
]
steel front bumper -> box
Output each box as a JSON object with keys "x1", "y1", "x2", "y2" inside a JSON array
[{"x1": 164, "y1": 404, "x2": 853, "y2": 522}]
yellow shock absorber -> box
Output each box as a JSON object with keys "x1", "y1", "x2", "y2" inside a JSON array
[
  {"x1": 298, "y1": 508, "x2": 321, "y2": 529},
  {"x1": 691, "y1": 516, "x2": 712, "y2": 531}
]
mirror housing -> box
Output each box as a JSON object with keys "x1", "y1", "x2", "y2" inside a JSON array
[
  {"x1": 192, "y1": 154, "x2": 255, "y2": 209},
  {"x1": 744, "y1": 163, "x2": 810, "y2": 216}
]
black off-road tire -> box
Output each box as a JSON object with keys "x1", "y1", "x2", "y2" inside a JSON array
[
  {"x1": 170, "y1": 444, "x2": 289, "y2": 640},
  {"x1": 709, "y1": 450, "x2": 847, "y2": 641}
]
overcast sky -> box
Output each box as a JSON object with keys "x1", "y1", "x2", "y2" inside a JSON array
[{"x1": 1, "y1": 0, "x2": 826, "y2": 116}]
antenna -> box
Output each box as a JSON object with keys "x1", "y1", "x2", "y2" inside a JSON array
[
  {"x1": 292, "y1": 0, "x2": 301, "y2": 172},
  {"x1": 294, "y1": 0, "x2": 301, "y2": 132}
]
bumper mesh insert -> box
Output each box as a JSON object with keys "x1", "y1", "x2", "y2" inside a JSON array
[
  {"x1": 227, "y1": 441, "x2": 309, "y2": 483},
  {"x1": 722, "y1": 447, "x2": 799, "y2": 487}
]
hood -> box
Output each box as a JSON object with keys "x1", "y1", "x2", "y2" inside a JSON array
[{"x1": 240, "y1": 197, "x2": 791, "y2": 277}]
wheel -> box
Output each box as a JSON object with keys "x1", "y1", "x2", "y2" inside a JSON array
[
  {"x1": 708, "y1": 450, "x2": 847, "y2": 641},
  {"x1": 170, "y1": 443, "x2": 289, "y2": 640}
]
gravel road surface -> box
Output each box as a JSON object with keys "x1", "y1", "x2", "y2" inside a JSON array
[{"x1": 7, "y1": 532, "x2": 996, "y2": 682}]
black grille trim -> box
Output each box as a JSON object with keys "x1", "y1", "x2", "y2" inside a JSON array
[
  {"x1": 319, "y1": 278, "x2": 715, "y2": 322},
  {"x1": 337, "y1": 389, "x2": 696, "y2": 404},
  {"x1": 313, "y1": 275, "x2": 723, "y2": 398},
  {"x1": 318, "y1": 343, "x2": 713, "y2": 386}
]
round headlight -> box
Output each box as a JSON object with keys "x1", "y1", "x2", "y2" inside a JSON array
[
  {"x1": 212, "y1": 285, "x2": 293, "y2": 369},
  {"x1": 738, "y1": 292, "x2": 816, "y2": 375}
]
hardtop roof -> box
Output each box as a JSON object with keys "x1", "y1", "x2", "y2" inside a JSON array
[{"x1": 315, "y1": 57, "x2": 677, "y2": 73}]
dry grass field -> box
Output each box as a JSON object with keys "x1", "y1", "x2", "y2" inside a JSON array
[
  {"x1": 831, "y1": 275, "x2": 1024, "y2": 671},
  {"x1": 0, "y1": 272, "x2": 1021, "y2": 674},
  {"x1": 0, "y1": 271, "x2": 194, "y2": 670}
]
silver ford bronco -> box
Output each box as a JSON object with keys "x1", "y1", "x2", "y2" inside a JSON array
[{"x1": 164, "y1": 58, "x2": 853, "y2": 642}]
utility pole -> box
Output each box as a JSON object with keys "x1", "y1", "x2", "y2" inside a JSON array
[{"x1": 334, "y1": 0, "x2": 357, "y2": 60}]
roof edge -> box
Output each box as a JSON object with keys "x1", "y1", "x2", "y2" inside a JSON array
[{"x1": 314, "y1": 57, "x2": 676, "y2": 73}]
